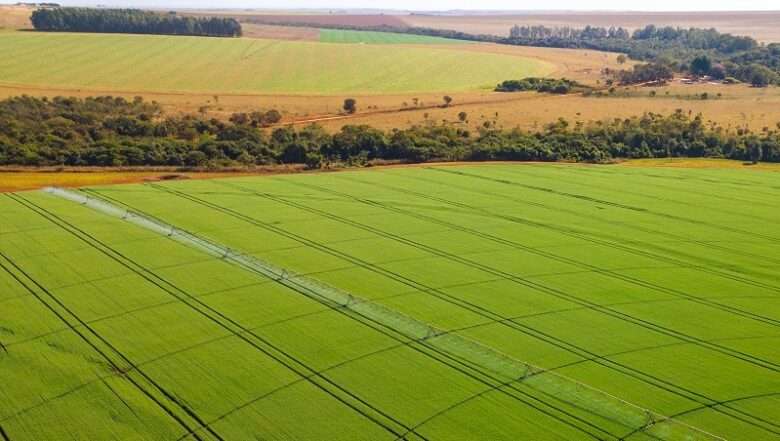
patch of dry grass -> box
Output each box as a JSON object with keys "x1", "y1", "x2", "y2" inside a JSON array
[
  {"x1": 0, "y1": 168, "x2": 304, "y2": 192},
  {"x1": 0, "y1": 6, "x2": 31, "y2": 31},
  {"x1": 617, "y1": 158, "x2": 780, "y2": 171}
]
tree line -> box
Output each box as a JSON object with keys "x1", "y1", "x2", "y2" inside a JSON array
[
  {"x1": 0, "y1": 96, "x2": 777, "y2": 168},
  {"x1": 31, "y1": 8, "x2": 242, "y2": 37}
]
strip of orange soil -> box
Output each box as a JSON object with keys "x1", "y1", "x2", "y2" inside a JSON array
[
  {"x1": 0, "y1": 167, "x2": 304, "y2": 193},
  {"x1": 3, "y1": 159, "x2": 776, "y2": 193}
]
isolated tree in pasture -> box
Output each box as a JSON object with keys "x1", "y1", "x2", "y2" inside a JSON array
[
  {"x1": 616, "y1": 54, "x2": 627, "y2": 64},
  {"x1": 262, "y1": 109, "x2": 282, "y2": 126},
  {"x1": 343, "y1": 98, "x2": 357, "y2": 114},
  {"x1": 458, "y1": 112, "x2": 468, "y2": 123},
  {"x1": 443, "y1": 96, "x2": 453, "y2": 107}
]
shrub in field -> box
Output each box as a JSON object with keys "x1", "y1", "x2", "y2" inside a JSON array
[
  {"x1": 343, "y1": 98, "x2": 358, "y2": 114},
  {"x1": 495, "y1": 78, "x2": 588, "y2": 94}
]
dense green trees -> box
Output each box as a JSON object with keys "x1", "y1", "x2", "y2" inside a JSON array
[
  {"x1": 31, "y1": 8, "x2": 242, "y2": 37},
  {"x1": 618, "y1": 63, "x2": 675, "y2": 84},
  {"x1": 495, "y1": 78, "x2": 588, "y2": 94},
  {"x1": 1, "y1": 96, "x2": 778, "y2": 168}
]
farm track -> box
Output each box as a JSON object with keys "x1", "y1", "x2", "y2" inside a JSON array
[
  {"x1": 270, "y1": 92, "x2": 577, "y2": 128},
  {"x1": 7, "y1": 194, "x2": 423, "y2": 440},
  {"x1": 111, "y1": 182, "x2": 778, "y2": 437},
  {"x1": 82, "y1": 187, "x2": 649, "y2": 440}
]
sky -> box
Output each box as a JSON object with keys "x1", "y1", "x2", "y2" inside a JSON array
[{"x1": 19, "y1": 0, "x2": 778, "y2": 11}]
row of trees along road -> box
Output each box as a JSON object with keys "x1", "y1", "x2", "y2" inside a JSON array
[{"x1": 31, "y1": 8, "x2": 242, "y2": 37}]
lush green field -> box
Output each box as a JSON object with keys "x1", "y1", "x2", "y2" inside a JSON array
[
  {"x1": 0, "y1": 32, "x2": 548, "y2": 94},
  {"x1": 2, "y1": 164, "x2": 780, "y2": 440},
  {"x1": 318, "y1": 28, "x2": 465, "y2": 45}
]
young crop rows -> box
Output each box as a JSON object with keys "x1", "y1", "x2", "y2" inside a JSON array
[{"x1": 1, "y1": 164, "x2": 779, "y2": 440}]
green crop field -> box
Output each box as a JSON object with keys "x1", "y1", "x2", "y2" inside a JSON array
[
  {"x1": 318, "y1": 29, "x2": 466, "y2": 45},
  {"x1": 0, "y1": 32, "x2": 548, "y2": 94},
  {"x1": 2, "y1": 163, "x2": 780, "y2": 440}
]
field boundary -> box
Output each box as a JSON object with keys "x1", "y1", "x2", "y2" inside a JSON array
[{"x1": 45, "y1": 185, "x2": 725, "y2": 441}]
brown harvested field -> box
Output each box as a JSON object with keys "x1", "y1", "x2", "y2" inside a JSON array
[
  {"x1": 0, "y1": 5, "x2": 32, "y2": 31},
  {"x1": 240, "y1": 23, "x2": 320, "y2": 40},
  {"x1": 402, "y1": 11, "x2": 780, "y2": 43}
]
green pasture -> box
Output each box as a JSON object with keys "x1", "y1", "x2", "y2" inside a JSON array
[
  {"x1": 318, "y1": 29, "x2": 466, "y2": 45},
  {"x1": 1, "y1": 163, "x2": 779, "y2": 440},
  {"x1": 0, "y1": 32, "x2": 548, "y2": 94}
]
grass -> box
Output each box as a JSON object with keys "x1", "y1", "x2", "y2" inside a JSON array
[
  {"x1": 0, "y1": 32, "x2": 548, "y2": 95},
  {"x1": 318, "y1": 29, "x2": 465, "y2": 45},
  {"x1": 1, "y1": 162, "x2": 778, "y2": 439}
]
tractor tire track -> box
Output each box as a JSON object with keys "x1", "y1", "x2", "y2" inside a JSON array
[
  {"x1": 184, "y1": 181, "x2": 780, "y2": 436},
  {"x1": 89, "y1": 188, "x2": 626, "y2": 441},
  {"x1": 238, "y1": 180, "x2": 780, "y2": 370},
  {"x1": 432, "y1": 167, "x2": 780, "y2": 244},
  {"x1": 313, "y1": 175, "x2": 780, "y2": 329},
  {"x1": 390, "y1": 170, "x2": 780, "y2": 271},
  {"x1": 0, "y1": 253, "x2": 212, "y2": 441},
  {"x1": 12, "y1": 193, "x2": 421, "y2": 441},
  {"x1": 138, "y1": 183, "x2": 776, "y2": 437}
]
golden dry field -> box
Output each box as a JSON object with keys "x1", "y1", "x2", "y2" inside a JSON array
[{"x1": 0, "y1": 5, "x2": 31, "y2": 31}]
